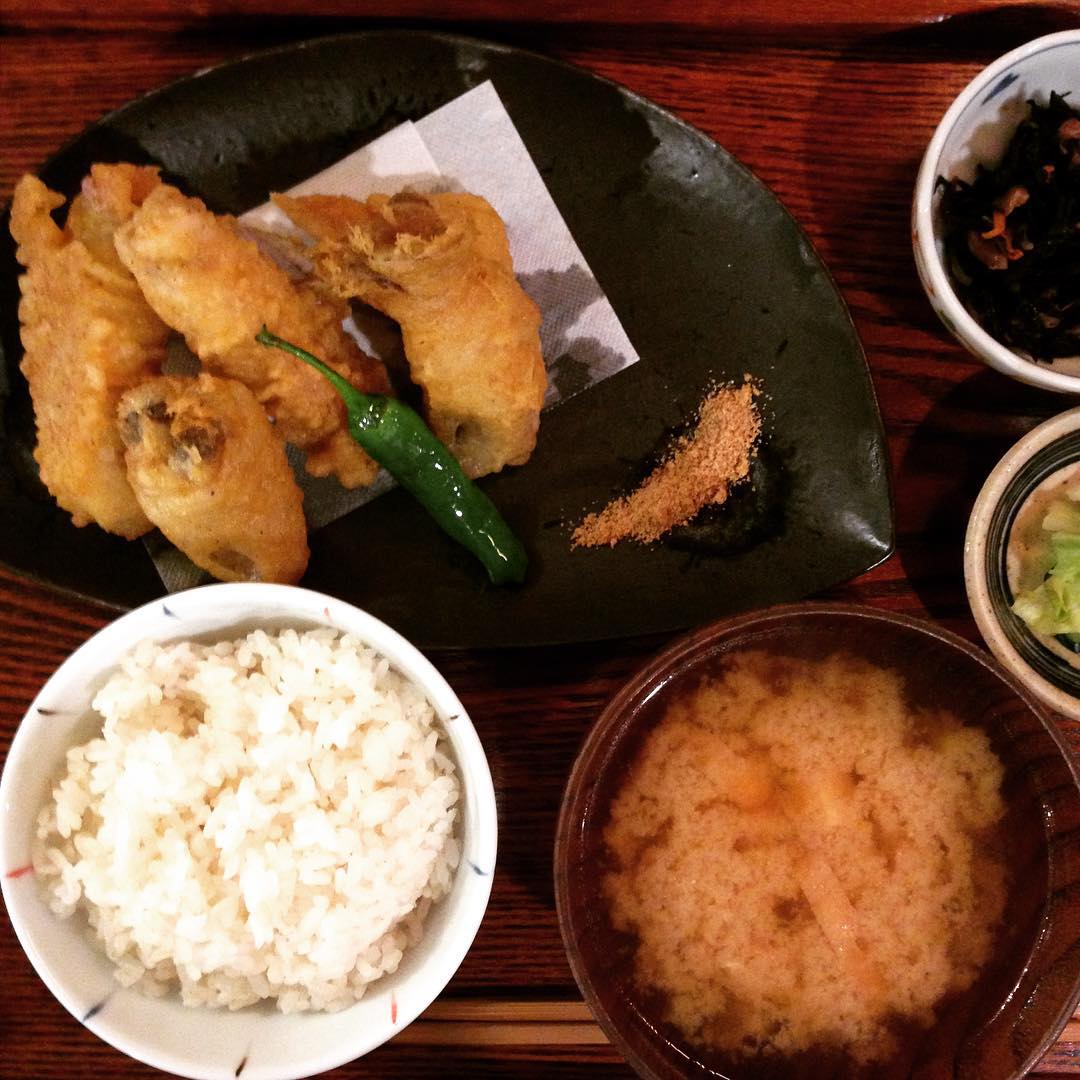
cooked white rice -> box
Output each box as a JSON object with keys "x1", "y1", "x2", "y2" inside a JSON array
[{"x1": 33, "y1": 627, "x2": 460, "y2": 1012}]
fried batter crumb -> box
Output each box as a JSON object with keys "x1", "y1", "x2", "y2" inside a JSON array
[{"x1": 572, "y1": 380, "x2": 761, "y2": 547}]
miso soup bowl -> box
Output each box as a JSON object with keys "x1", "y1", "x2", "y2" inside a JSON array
[
  {"x1": 0, "y1": 583, "x2": 497, "y2": 1080},
  {"x1": 554, "y1": 602, "x2": 1080, "y2": 1080}
]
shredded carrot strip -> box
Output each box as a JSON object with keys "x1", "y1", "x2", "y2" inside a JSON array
[
  {"x1": 996, "y1": 225, "x2": 1025, "y2": 261},
  {"x1": 981, "y1": 210, "x2": 1007, "y2": 239}
]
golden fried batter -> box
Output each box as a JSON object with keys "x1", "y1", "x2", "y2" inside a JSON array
[
  {"x1": 118, "y1": 373, "x2": 309, "y2": 584},
  {"x1": 10, "y1": 166, "x2": 168, "y2": 537},
  {"x1": 113, "y1": 184, "x2": 391, "y2": 489},
  {"x1": 66, "y1": 163, "x2": 163, "y2": 275},
  {"x1": 275, "y1": 191, "x2": 547, "y2": 478}
]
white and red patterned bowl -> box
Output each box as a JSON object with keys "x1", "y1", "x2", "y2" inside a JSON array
[{"x1": 0, "y1": 583, "x2": 497, "y2": 1080}]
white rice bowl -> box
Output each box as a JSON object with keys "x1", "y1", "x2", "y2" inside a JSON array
[
  {"x1": 34, "y1": 627, "x2": 460, "y2": 1013},
  {"x1": 0, "y1": 584, "x2": 496, "y2": 1080}
]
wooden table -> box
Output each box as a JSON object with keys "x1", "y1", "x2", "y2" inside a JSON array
[{"x1": 4, "y1": 1, "x2": 1080, "y2": 1075}]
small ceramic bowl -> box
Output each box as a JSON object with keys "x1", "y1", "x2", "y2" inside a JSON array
[
  {"x1": 555, "y1": 602, "x2": 1080, "y2": 1080},
  {"x1": 913, "y1": 29, "x2": 1080, "y2": 392},
  {"x1": 0, "y1": 583, "x2": 497, "y2": 1080},
  {"x1": 965, "y1": 406, "x2": 1080, "y2": 720}
]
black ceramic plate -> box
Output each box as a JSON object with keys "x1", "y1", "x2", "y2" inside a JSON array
[{"x1": 0, "y1": 31, "x2": 892, "y2": 648}]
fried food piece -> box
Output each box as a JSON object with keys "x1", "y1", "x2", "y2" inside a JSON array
[
  {"x1": 118, "y1": 373, "x2": 309, "y2": 584},
  {"x1": 274, "y1": 191, "x2": 547, "y2": 478},
  {"x1": 10, "y1": 166, "x2": 168, "y2": 538},
  {"x1": 113, "y1": 184, "x2": 391, "y2": 489},
  {"x1": 66, "y1": 162, "x2": 163, "y2": 275}
]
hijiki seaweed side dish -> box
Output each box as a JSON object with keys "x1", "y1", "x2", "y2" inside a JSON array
[{"x1": 938, "y1": 92, "x2": 1080, "y2": 360}]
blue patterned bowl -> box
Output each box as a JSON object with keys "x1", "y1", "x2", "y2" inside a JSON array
[{"x1": 913, "y1": 30, "x2": 1080, "y2": 392}]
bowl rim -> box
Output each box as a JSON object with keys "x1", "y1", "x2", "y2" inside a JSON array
[
  {"x1": 964, "y1": 406, "x2": 1080, "y2": 720},
  {"x1": 554, "y1": 599, "x2": 1080, "y2": 1080},
  {"x1": 0, "y1": 582, "x2": 497, "y2": 1080},
  {"x1": 912, "y1": 28, "x2": 1080, "y2": 393}
]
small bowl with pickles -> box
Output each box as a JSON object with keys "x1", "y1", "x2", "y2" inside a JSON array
[{"x1": 966, "y1": 405, "x2": 1080, "y2": 718}]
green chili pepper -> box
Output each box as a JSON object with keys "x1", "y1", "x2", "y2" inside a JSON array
[{"x1": 257, "y1": 327, "x2": 528, "y2": 585}]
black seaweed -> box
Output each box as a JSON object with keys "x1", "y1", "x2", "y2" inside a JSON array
[{"x1": 938, "y1": 92, "x2": 1080, "y2": 361}]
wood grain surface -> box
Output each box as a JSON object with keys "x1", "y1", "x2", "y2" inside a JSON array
[{"x1": 4, "y1": 2, "x2": 1080, "y2": 1077}]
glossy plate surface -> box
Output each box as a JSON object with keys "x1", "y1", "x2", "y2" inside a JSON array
[{"x1": 0, "y1": 31, "x2": 893, "y2": 647}]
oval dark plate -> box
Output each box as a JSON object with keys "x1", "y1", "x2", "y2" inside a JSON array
[{"x1": 0, "y1": 30, "x2": 893, "y2": 649}]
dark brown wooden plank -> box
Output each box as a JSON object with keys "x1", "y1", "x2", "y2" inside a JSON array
[{"x1": 1, "y1": 0, "x2": 1078, "y2": 36}]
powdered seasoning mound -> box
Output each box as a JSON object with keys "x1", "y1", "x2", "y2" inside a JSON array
[
  {"x1": 33, "y1": 627, "x2": 460, "y2": 1013},
  {"x1": 571, "y1": 380, "x2": 761, "y2": 547}
]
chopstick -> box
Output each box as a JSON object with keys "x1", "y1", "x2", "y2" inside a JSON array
[
  {"x1": 422, "y1": 1000, "x2": 594, "y2": 1021},
  {"x1": 396, "y1": 1002, "x2": 1080, "y2": 1050},
  {"x1": 396, "y1": 999, "x2": 608, "y2": 1046}
]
